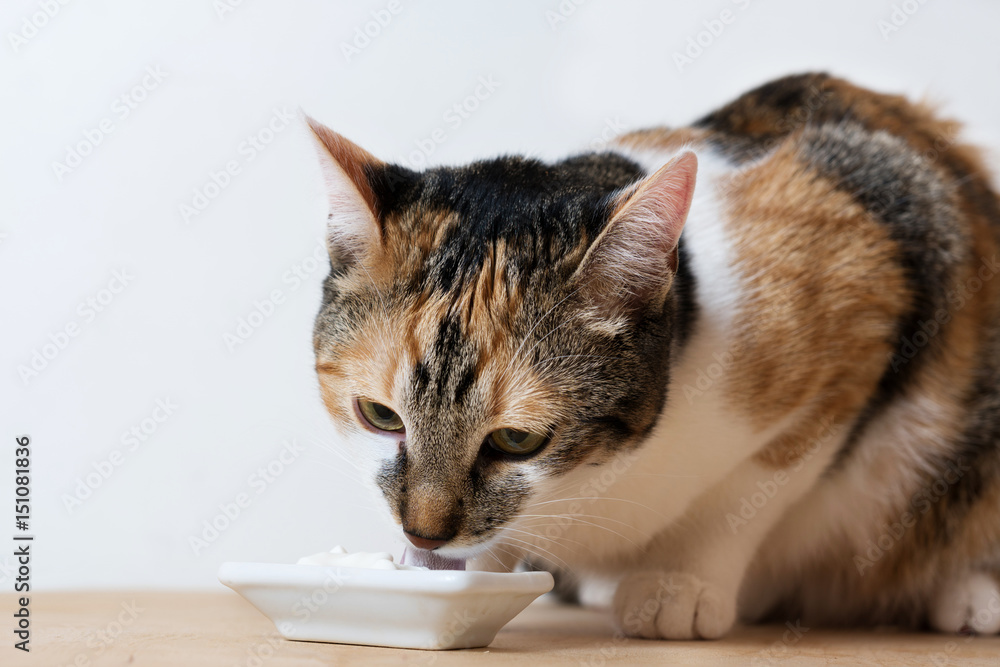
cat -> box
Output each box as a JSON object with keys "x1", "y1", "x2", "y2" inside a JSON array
[{"x1": 307, "y1": 72, "x2": 1000, "y2": 639}]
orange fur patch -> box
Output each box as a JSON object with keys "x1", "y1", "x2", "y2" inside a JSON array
[
  {"x1": 718, "y1": 142, "x2": 910, "y2": 464},
  {"x1": 614, "y1": 127, "x2": 708, "y2": 154}
]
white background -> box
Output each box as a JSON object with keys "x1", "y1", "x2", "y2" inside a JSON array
[{"x1": 2, "y1": 0, "x2": 998, "y2": 590}]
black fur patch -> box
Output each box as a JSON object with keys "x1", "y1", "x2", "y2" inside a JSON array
[
  {"x1": 370, "y1": 153, "x2": 646, "y2": 292},
  {"x1": 802, "y1": 123, "x2": 965, "y2": 468},
  {"x1": 672, "y1": 237, "x2": 698, "y2": 350},
  {"x1": 695, "y1": 73, "x2": 844, "y2": 163}
]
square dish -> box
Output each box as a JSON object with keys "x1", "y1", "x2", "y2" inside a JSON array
[{"x1": 218, "y1": 561, "x2": 553, "y2": 650}]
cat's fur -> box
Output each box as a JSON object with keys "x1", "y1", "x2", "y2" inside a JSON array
[{"x1": 308, "y1": 73, "x2": 1000, "y2": 638}]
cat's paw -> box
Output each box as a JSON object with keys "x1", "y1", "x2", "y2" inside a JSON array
[
  {"x1": 930, "y1": 571, "x2": 1000, "y2": 634},
  {"x1": 612, "y1": 570, "x2": 736, "y2": 640}
]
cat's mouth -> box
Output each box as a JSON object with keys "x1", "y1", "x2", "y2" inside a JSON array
[{"x1": 397, "y1": 524, "x2": 507, "y2": 569}]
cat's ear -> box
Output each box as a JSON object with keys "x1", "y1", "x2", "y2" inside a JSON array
[
  {"x1": 575, "y1": 152, "x2": 697, "y2": 319},
  {"x1": 306, "y1": 116, "x2": 385, "y2": 268}
]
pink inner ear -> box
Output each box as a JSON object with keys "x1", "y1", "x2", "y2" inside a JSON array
[
  {"x1": 306, "y1": 116, "x2": 384, "y2": 217},
  {"x1": 306, "y1": 116, "x2": 386, "y2": 265},
  {"x1": 577, "y1": 152, "x2": 698, "y2": 311},
  {"x1": 611, "y1": 151, "x2": 698, "y2": 253}
]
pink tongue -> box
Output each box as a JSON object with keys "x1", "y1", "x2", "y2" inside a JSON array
[{"x1": 401, "y1": 546, "x2": 466, "y2": 570}]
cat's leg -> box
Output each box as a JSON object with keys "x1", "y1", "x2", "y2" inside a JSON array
[
  {"x1": 930, "y1": 571, "x2": 1000, "y2": 634},
  {"x1": 613, "y1": 440, "x2": 837, "y2": 639}
]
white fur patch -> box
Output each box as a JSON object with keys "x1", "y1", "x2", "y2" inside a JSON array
[{"x1": 931, "y1": 572, "x2": 1000, "y2": 634}]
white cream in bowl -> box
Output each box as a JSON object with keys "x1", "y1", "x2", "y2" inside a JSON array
[{"x1": 297, "y1": 545, "x2": 427, "y2": 570}]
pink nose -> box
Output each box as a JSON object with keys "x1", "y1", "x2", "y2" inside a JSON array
[{"x1": 404, "y1": 531, "x2": 449, "y2": 550}]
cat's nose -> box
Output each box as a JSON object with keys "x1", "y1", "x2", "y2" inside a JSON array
[{"x1": 404, "y1": 530, "x2": 452, "y2": 550}]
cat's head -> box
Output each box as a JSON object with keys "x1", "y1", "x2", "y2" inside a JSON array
[{"x1": 307, "y1": 117, "x2": 697, "y2": 559}]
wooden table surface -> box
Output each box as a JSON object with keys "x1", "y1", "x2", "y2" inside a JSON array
[{"x1": 5, "y1": 592, "x2": 1000, "y2": 666}]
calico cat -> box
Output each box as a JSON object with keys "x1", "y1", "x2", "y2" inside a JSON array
[{"x1": 307, "y1": 72, "x2": 1000, "y2": 639}]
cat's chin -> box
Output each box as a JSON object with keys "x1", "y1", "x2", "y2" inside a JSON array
[
  {"x1": 399, "y1": 534, "x2": 512, "y2": 571},
  {"x1": 400, "y1": 545, "x2": 466, "y2": 570},
  {"x1": 418, "y1": 541, "x2": 492, "y2": 562}
]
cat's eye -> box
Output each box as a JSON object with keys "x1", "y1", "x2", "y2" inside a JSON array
[
  {"x1": 357, "y1": 398, "x2": 405, "y2": 433},
  {"x1": 488, "y1": 428, "x2": 547, "y2": 456}
]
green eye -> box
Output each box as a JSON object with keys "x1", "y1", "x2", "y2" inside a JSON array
[
  {"x1": 357, "y1": 398, "x2": 405, "y2": 433},
  {"x1": 488, "y1": 428, "x2": 547, "y2": 456}
]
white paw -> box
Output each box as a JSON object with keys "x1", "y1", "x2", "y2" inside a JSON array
[
  {"x1": 930, "y1": 571, "x2": 1000, "y2": 634},
  {"x1": 613, "y1": 571, "x2": 736, "y2": 640}
]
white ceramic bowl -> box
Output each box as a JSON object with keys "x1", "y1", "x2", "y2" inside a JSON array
[{"x1": 218, "y1": 561, "x2": 554, "y2": 650}]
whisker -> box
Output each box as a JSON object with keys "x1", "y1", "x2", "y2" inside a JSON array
[
  {"x1": 488, "y1": 544, "x2": 524, "y2": 572},
  {"x1": 519, "y1": 310, "x2": 585, "y2": 362},
  {"x1": 503, "y1": 540, "x2": 570, "y2": 572},
  {"x1": 304, "y1": 457, "x2": 367, "y2": 484},
  {"x1": 344, "y1": 245, "x2": 390, "y2": 321},
  {"x1": 527, "y1": 496, "x2": 670, "y2": 520},
  {"x1": 503, "y1": 523, "x2": 594, "y2": 551},
  {"x1": 479, "y1": 546, "x2": 507, "y2": 572},
  {"x1": 529, "y1": 354, "x2": 624, "y2": 372},
  {"x1": 496, "y1": 287, "x2": 584, "y2": 389},
  {"x1": 499, "y1": 532, "x2": 572, "y2": 571},
  {"x1": 519, "y1": 512, "x2": 651, "y2": 536},
  {"x1": 509, "y1": 286, "x2": 583, "y2": 362},
  {"x1": 517, "y1": 514, "x2": 647, "y2": 549}
]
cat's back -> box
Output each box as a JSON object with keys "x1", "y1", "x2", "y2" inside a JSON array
[
  {"x1": 615, "y1": 73, "x2": 1000, "y2": 625},
  {"x1": 620, "y1": 73, "x2": 1000, "y2": 246},
  {"x1": 618, "y1": 73, "x2": 998, "y2": 439}
]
